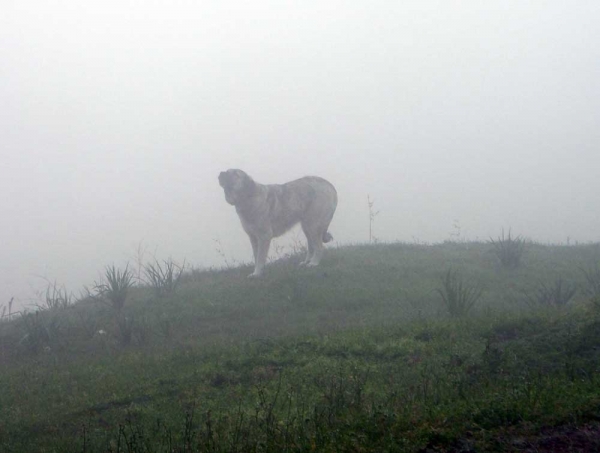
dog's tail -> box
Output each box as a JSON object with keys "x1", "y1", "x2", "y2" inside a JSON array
[{"x1": 322, "y1": 232, "x2": 334, "y2": 243}]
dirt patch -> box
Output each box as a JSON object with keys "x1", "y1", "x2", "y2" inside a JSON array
[
  {"x1": 509, "y1": 422, "x2": 600, "y2": 453},
  {"x1": 418, "y1": 423, "x2": 600, "y2": 453}
]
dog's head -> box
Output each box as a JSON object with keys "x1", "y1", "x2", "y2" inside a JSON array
[{"x1": 218, "y1": 169, "x2": 257, "y2": 206}]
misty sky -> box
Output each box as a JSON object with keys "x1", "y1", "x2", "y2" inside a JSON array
[{"x1": 2, "y1": 1, "x2": 599, "y2": 309}]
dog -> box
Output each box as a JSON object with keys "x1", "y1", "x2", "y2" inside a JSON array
[{"x1": 218, "y1": 169, "x2": 337, "y2": 277}]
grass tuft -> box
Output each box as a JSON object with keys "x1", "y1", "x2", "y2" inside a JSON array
[
  {"x1": 94, "y1": 265, "x2": 135, "y2": 311},
  {"x1": 37, "y1": 280, "x2": 72, "y2": 311},
  {"x1": 524, "y1": 277, "x2": 577, "y2": 308},
  {"x1": 436, "y1": 268, "x2": 483, "y2": 317},
  {"x1": 489, "y1": 228, "x2": 526, "y2": 269},
  {"x1": 144, "y1": 258, "x2": 185, "y2": 297}
]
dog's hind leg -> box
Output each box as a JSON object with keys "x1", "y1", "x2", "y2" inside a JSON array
[
  {"x1": 301, "y1": 223, "x2": 324, "y2": 267},
  {"x1": 300, "y1": 222, "x2": 315, "y2": 266},
  {"x1": 307, "y1": 236, "x2": 324, "y2": 266}
]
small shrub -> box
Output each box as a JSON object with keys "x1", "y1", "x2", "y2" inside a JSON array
[
  {"x1": 94, "y1": 265, "x2": 135, "y2": 311},
  {"x1": 489, "y1": 228, "x2": 526, "y2": 269},
  {"x1": 144, "y1": 258, "x2": 185, "y2": 297},
  {"x1": 524, "y1": 277, "x2": 577, "y2": 308},
  {"x1": 436, "y1": 268, "x2": 483, "y2": 317}
]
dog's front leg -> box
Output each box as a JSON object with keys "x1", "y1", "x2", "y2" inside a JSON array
[
  {"x1": 249, "y1": 234, "x2": 258, "y2": 264},
  {"x1": 249, "y1": 236, "x2": 271, "y2": 278}
]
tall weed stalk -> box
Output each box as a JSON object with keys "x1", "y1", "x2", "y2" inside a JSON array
[{"x1": 1, "y1": 297, "x2": 18, "y2": 321}]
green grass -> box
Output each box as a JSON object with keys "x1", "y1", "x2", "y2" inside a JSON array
[{"x1": 1, "y1": 241, "x2": 600, "y2": 452}]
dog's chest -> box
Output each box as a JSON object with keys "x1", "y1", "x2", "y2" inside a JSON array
[
  {"x1": 236, "y1": 204, "x2": 266, "y2": 234},
  {"x1": 235, "y1": 195, "x2": 301, "y2": 237}
]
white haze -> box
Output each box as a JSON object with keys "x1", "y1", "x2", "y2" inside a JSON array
[{"x1": 1, "y1": 1, "x2": 599, "y2": 309}]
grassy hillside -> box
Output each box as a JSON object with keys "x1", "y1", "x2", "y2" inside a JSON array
[{"x1": 1, "y1": 241, "x2": 600, "y2": 452}]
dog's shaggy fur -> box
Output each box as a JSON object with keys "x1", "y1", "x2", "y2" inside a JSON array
[{"x1": 218, "y1": 169, "x2": 338, "y2": 277}]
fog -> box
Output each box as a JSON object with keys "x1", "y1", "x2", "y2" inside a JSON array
[{"x1": 2, "y1": 1, "x2": 599, "y2": 309}]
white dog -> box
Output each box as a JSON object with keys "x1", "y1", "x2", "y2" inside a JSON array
[{"x1": 219, "y1": 169, "x2": 338, "y2": 277}]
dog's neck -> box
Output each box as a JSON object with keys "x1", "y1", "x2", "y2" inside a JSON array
[{"x1": 234, "y1": 185, "x2": 263, "y2": 218}]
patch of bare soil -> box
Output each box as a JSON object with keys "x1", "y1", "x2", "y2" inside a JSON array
[
  {"x1": 508, "y1": 422, "x2": 600, "y2": 453},
  {"x1": 418, "y1": 423, "x2": 600, "y2": 453}
]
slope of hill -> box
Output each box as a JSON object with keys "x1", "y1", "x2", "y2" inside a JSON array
[{"x1": 1, "y1": 241, "x2": 600, "y2": 452}]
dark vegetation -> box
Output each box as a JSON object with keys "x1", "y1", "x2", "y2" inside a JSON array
[
  {"x1": 1, "y1": 237, "x2": 600, "y2": 452},
  {"x1": 489, "y1": 229, "x2": 526, "y2": 269}
]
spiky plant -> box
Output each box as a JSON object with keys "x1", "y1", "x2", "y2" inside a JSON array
[
  {"x1": 144, "y1": 258, "x2": 185, "y2": 297},
  {"x1": 38, "y1": 281, "x2": 72, "y2": 311},
  {"x1": 436, "y1": 268, "x2": 483, "y2": 317},
  {"x1": 94, "y1": 265, "x2": 135, "y2": 311},
  {"x1": 489, "y1": 228, "x2": 526, "y2": 269},
  {"x1": 524, "y1": 277, "x2": 577, "y2": 308}
]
